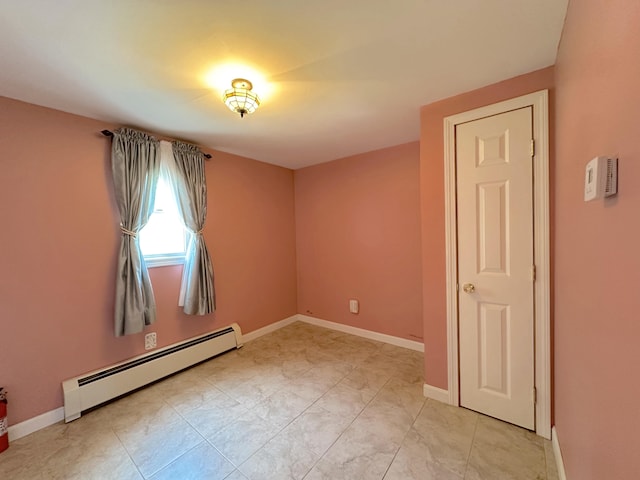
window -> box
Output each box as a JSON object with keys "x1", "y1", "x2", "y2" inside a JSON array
[{"x1": 139, "y1": 176, "x2": 189, "y2": 267}]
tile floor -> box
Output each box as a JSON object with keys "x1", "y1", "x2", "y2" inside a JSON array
[{"x1": 0, "y1": 322, "x2": 559, "y2": 479}]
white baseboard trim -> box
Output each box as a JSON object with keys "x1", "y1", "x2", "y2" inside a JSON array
[
  {"x1": 552, "y1": 426, "x2": 567, "y2": 480},
  {"x1": 296, "y1": 314, "x2": 424, "y2": 352},
  {"x1": 423, "y1": 383, "x2": 450, "y2": 403},
  {"x1": 8, "y1": 407, "x2": 64, "y2": 441},
  {"x1": 241, "y1": 315, "x2": 299, "y2": 343}
]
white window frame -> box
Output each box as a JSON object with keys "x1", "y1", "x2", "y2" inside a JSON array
[
  {"x1": 144, "y1": 250, "x2": 186, "y2": 268},
  {"x1": 140, "y1": 165, "x2": 188, "y2": 268}
]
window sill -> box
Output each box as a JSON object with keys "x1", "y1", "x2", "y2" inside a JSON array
[{"x1": 144, "y1": 253, "x2": 185, "y2": 268}]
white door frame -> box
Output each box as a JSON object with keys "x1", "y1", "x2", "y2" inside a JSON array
[{"x1": 443, "y1": 90, "x2": 551, "y2": 439}]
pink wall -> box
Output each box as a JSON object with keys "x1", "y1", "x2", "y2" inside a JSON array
[
  {"x1": 0, "y1": 96, "x2": 297, "y2": 425},
  {"x1": 295, "y1": 143, "x2": 423, "y2": 341},
  {"x1": 419, "y1": 67, "x2": 555, "y2": 389},
  {"x1": 554, "y1": 1, "x2": 640, "y2": 477}
]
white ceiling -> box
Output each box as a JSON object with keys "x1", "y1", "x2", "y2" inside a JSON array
[{"x1": 0, "y1": 0, "x2": 567, "y2": 169}]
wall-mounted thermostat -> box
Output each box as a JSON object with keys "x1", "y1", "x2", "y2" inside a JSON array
[{"x1": 584, "y1": 156, "x2": 618, "y2": 201}]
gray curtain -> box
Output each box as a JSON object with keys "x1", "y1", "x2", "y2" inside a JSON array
[
  {"x1": 165, "y1": 141, "x2": 215, "y2": 315},
  {"x1": 112, "y1": 128, "x2": 161, "y2": 336}
]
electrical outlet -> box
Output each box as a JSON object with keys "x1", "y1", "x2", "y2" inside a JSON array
[
  {"x1": 144, "y1": 332, "x2": 157, "y2": 350},
  {"x1": 349, "y1": 299, "x2": 359, "y2": 314}
]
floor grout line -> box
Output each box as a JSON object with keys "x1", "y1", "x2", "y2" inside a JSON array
[
  {"x1": 462, "y1": 412, "x2": 481, "y2": 480},
  {"x1": 380, "y1": 398, "x2": 429, "y2": 479}
]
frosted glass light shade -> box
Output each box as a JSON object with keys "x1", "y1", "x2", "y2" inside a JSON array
[{"x1": 223, "y1": 78, "x2": 261, "y2": 117}]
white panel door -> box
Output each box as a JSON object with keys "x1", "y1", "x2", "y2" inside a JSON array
[{"x1": 456, "y1": 107, "x2": 535, "y2": 430}]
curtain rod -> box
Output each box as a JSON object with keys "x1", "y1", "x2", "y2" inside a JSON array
[{"x1": 101, "y1": 130, "x2": 212, "y2": 159}]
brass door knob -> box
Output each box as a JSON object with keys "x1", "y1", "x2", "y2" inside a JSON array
[{"x1": 462, "y1": 283, "x2": 476, "y2": 293}]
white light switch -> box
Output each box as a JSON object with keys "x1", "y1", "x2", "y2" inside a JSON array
[{"x1": 349, "y1": 299, "x2": 359, "y2": 314}]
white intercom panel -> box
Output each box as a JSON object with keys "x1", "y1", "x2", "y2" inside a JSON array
[{"x1": 584, "y1": 156, "x2": 618, "y2": 201}]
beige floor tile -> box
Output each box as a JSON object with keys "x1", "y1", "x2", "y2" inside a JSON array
[
  {"x1": 204, "y1": 356, "x2": 262, "y2": 391},
  {"x1": 474, "y1": 415, "x2": 543, "y2": 450},
  {"x1": 153, "y1": 366, "x2": 213, "y2": 397},
  {"x1": 279, "y1": 404, "x2": 352, "y2": 456},
  {"x1": 44, "y1": 429, "x2": 141, "y2": 480},
  {"x1": 115, "y1": 407, "x2": 203, "y2": 477},
  {"x1": 544, "y1": 438, "x2": 560, "y2": 480},
  {"x1": 149, "y1": 441, "x2": 234, "y2": 480},
  {"x1": 251, "y1": 389, "x2": 312, "y2": 429},
  {"x1": 160, "y1": 377, "x2": 226, "y2": 413},
  {"x1": 314, "y1": 383, "x2": 371, "y2": 419},
  {"x1": 313, "y1": 360, "x2": 354, "y2": 380},
  {"x1": 299, "y1": 361, "x2": 347, "y2": 384},
  {"x1": 224, "y1": 470, "x2": 249, "y2": 479},
  {"x1": 256, "y1": 366, "x2": 295, "y2": 386},
  {"x1": 363, "y1": 352, "x2": 409, "y2": 377},
  {"x1": 338, "y1": 366, "x2": 391, "y2": 399},
  {"x1": 331, "y1": 344, "x2": 380, "y2": 365},
  {"x1": 466, "y1": 415, "x2": 546, "y2": 480},
  {"x1": 407, "y1": 401, "x2": 476, "y2": 477},
  {"x1": 285, "y1": 376, "x2": 334, "y2": 403},
  {"x1": 373, "y1": 377, "x2": 426, "y2": 421},
  {"x1": 240, "y1": 345, "x2": 287, "y2": 365},
  {"x1": 238, "y1": 432, "x2": 319, "y2": 480},
  {"x1": 222, "y1": 373, "x2": 289, "y2": 408},
  {"x1": 384, "y1": 428, "x2": 464, "y2": 480},
  {"x1": 0, "y1": 415, "x2": 142, "y2": 480},
  {"x1": 357, "y1": 397, "x2": 416, "y2": 445},
  {"x1": 394, "y1": 360, "x2": 425, "y2": 385},
  {"x1": 278, "y1": 357, "x2": 315, "y2": 379},
  {"x1": 179, "y1": 391, "x2": 248, "y2": 438},
  {"x1": 2, "y1": 321, "x2": 551, "y2": 480},
  {"x1": 298, "y1": 347, "x2": 335, "y2": 365},
  {"x1": 91, "y1": 386, "x2": 166, "y2": 432},
  {"x1": 207, "y1": 412, "x2": 281, "y2": 466},
  {"x1": 285, "y1": 361, "x2": 351, "y2": 403},
  {"x1": 413, "y1": 399, "x2": 478, "y2": 444},
  {"x1": 0, "y1": 443, "x2": 48, "y2": 480},
  {"x1": 0, "y1": 420, "x2": 141, "y2": 480},
  {"x1": 464, "y1": 449, "x2": 547, "y2": 480},
  {"x1": 303, "y1": 461, "x2": 343, "y2": 480},
  {"x1": 307, "y1": 420, "x2": 400, "y2": 480}
]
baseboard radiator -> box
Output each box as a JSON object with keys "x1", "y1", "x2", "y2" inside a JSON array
[{"x1": 62, "y1": 323, "x2": 243, "y2": 422}]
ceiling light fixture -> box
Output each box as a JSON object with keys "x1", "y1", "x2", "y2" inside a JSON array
[{"x1": 223, "y1": 78, "x2": 260, "y2": 118}]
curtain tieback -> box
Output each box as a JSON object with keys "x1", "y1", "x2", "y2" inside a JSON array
[
  {"x1": 195, "y1": 229, "x2": 204, "y2": 236},
  {"x1": 120, "y1": 226, "x2": 137, "y2": 238}
]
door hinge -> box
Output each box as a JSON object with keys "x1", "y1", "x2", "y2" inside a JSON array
[
  {"x1": 530, "y1": 139, "x2": 535, "y2": 158},
  {"x1": 456, "y1": 283, "x2": 459, "y2": 292},
  {"x1": 530, "y1": 265, "x2": 536, "y2": 282},
  {"x1": 532, "y1": 386, "x2": 537, "y2": 404}
]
